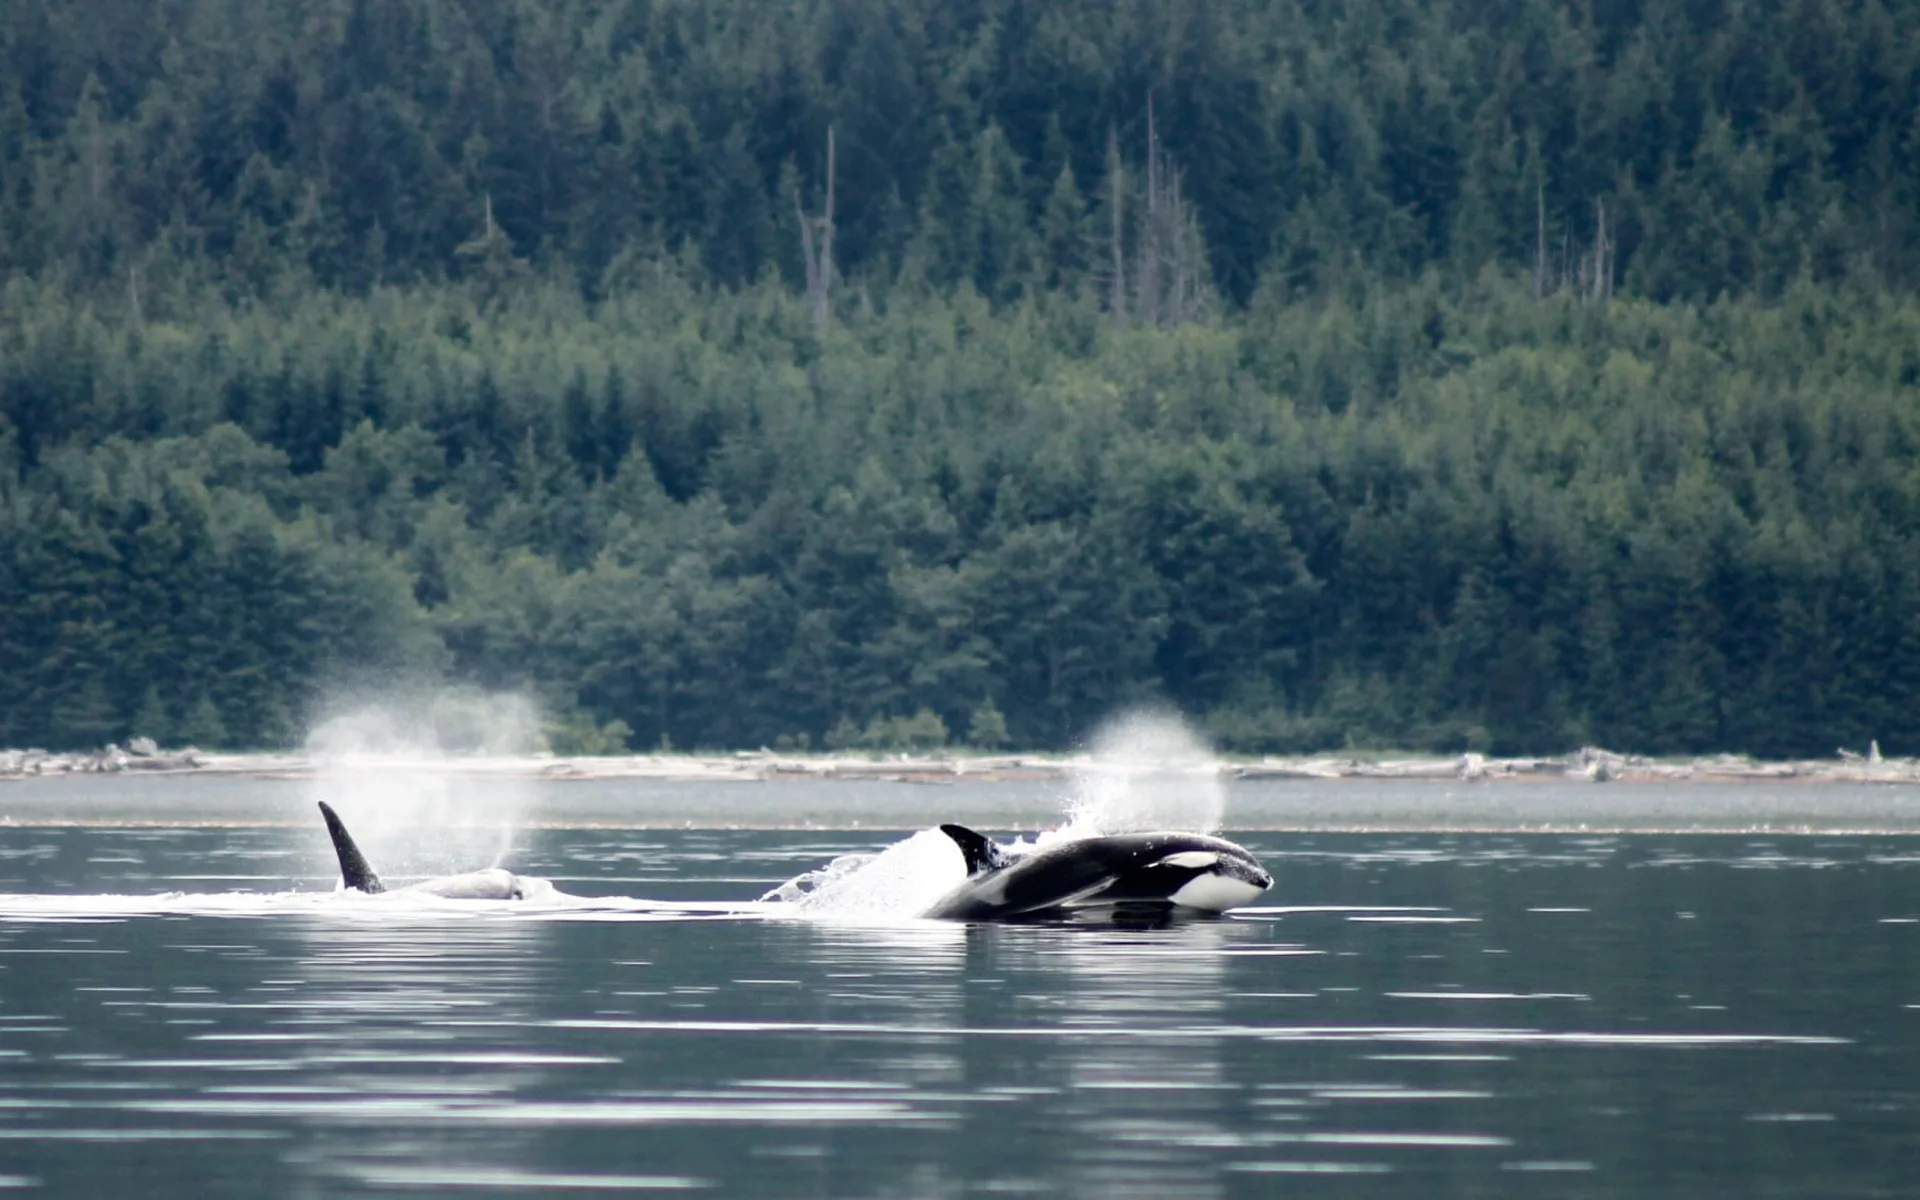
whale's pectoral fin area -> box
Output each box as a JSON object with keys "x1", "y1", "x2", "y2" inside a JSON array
[
  {"x1": 938, "y1": 824, "x2": 1009, "y2": 875},
  {"x1": 318, "y1": 801, "x2": 385, "y2": 894}
]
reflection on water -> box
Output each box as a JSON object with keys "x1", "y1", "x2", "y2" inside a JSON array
[
  {"x1": 0, "y1": 822, "x2": 1916, "y2": 1197},
  {"x1": 274, "y1": 919, "x2": 551, "y2": 1196},
  {"x1": 1040, "y1": 923, "x2": 1233, "y2": 1200}
]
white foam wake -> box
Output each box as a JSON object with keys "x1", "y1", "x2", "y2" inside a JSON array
[
  {"x1": 0, "y1": 891, "x2": 759, "y2": 923},
  {"x1": 758, "y1": 829, "x2": 968, "y2": 918}
]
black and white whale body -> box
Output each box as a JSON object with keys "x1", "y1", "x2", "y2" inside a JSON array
[
  {"x1": 318, "y1": 801, "x2": 558, "y2": 901},
  {"x1": 922, "y1": 824, "x2": 1272, "y2": 921},
  {"x1": 318, "y1": 801, "x2": 1264, "y2": 915}
]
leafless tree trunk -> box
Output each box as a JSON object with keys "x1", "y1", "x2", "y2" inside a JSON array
[
  {"x1": 1138, "y1": 100, "x2": 1163, "y2": 327},
  {"x1": 1171, "y1": 169, "x2": 1210, "y2": 324},
  {"x1": 1534, "y1": 180, "x2": 1547, "y2": 301},
  {"x1": 1107, "y1": 125, "x2": 1126, "y2": 324},
  {"x1": 455, "y1": 192, "x2": 529, "y2": 302},
  {"x1": 795, "y1": 125, "x2": 836, "y2": 330},
  {"x1": 1592, "y1": 196, "x2": 1610, "y2": 302}
]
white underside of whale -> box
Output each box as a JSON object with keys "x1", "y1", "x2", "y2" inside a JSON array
[{"x1": 1164, "y1": 871, "x2": 1268, "y2": 912}]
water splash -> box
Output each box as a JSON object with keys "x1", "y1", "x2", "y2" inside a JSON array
[
  {"x1": 760, "y1": 829, "x2": 966, "y2": 918},
  {"x1": 304, "y1": 690, "x2": 543, "y2": 882},
  {"x1": 1061, "y1": 706, "x2": 1225, "y2": 836}
]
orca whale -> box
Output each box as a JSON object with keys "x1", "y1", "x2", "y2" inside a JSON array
[
  {"x1": 317, "y1": 801, "x2": 558, "y2": 901},
  {"x1": 921, "y1": 824, "x2": 1272, "y2": 921}
]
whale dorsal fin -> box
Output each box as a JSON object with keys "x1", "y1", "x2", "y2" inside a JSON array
[
  {"x1": 939, "y1": 824, "x2": 1009, "y2": 875},
  {"x1": 318, "y1": 801, "x2": 385, "y2": 894}
]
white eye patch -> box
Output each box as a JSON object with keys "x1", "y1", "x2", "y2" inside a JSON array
[{"x1": 1157, "y1": 851, "x2": 1221, "y2": 869}]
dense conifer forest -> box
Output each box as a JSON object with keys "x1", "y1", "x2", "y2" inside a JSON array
[{"x1": 3, "y1": 0, "x2": 1919, "y2": 757}]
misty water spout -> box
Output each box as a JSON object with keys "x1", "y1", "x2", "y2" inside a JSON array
[
  {"x1": 303, "y1": 689, "x2": 544, "y2": 881},
  {"x1": 1062, "y1": 706, "x2": 1226, "y2": 836}
]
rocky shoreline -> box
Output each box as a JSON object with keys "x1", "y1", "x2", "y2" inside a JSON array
[{"x1": 4, "y1": 741, "x2": 1918, "y2": 786}]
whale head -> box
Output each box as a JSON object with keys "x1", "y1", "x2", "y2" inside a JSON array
[{"x1": 1140, "y1": 845, "x2": 1274, "y2": 911}]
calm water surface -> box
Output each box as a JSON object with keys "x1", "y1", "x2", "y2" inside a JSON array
[{"x1": 0, "y1": 778, "x2": 1917, "y2": 1197}]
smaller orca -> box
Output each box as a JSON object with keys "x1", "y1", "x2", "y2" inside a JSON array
[
  {"x1": 923, "y1": 824, "x2": 1272, "y2": 921},
  {"x1": 317, "y1": 801, "x2": 558, "y2": 901}
]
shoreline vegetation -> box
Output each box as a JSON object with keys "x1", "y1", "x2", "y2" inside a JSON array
[
  {"x1": 6, "y1": 742, "x2": 1919, "y2": 788},
  {"x1": 6, "y1": 1, "x2": 1920, "y2": 762}
]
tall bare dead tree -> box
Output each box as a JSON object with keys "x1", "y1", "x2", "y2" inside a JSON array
[
  {"x1": 1138, "y1": 102, "x2": 1163, "y2": 327},
  {"x1": 1131, "y1": 98, "x2": 1210, "y2": 327},
  {"x1": 1592, "y1": 196, "x2": 1612, "y2": 302},
  {"x1": 795, "y1": 125, "x2": 836, "y2": 330},
  {"x1": 455, "y1": 193, "x2": 530, "y2": 302},
  {"x1": 1537, "y1": 187, "x2": 1618, "y2": 304},
  {"x1": 1534, "y1": 180, "x2": 1547, "y2": 301},
  {"x1": 1106, "y1": 125, "x2": 1126, "y2": 324},
  {"x1": 1096, "y1": 107, "x2": 1211, "y2": 327}
]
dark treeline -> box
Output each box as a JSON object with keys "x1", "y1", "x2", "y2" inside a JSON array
[
  {"x1": 3, "y1": 0, "x2": 1919, "y2": 757},
  {"x1": 3, "y1": 0, "x2": 1918, "y2": 300}
]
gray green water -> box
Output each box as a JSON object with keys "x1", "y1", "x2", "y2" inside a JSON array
[{"x1": 1, "y1": 777, "x2": 1918, "y2": 1196}]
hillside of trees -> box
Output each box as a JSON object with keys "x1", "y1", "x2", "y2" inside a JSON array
[{"x1": 3, "y1": 0, "x2": 1919, "y2": 758}]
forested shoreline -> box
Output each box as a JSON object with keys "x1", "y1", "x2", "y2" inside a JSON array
[{"x1": 3, "y1": 0, "x2": 1919, "y2": 757}]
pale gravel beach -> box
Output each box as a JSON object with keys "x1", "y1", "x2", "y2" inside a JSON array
[{"x1": 9, "y1": 743, "x2": 1920, "y2": 786}]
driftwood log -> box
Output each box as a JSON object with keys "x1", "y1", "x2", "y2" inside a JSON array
[
  {"x1": 1, "y1": 744, "x2": 205, "y2": 777},
  {"x1": 4, "y1": 744, "x2": 1919, "y2": 785}
]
